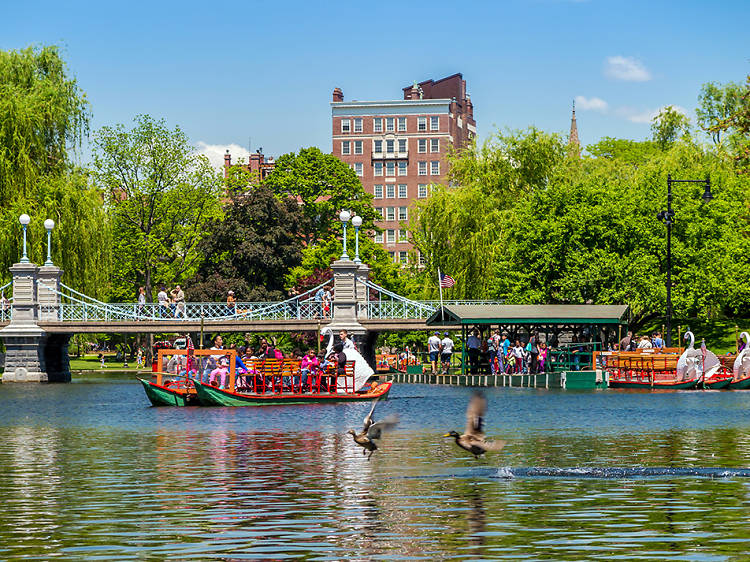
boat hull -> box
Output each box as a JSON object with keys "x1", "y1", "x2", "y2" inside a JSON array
[
  {"x1": 193, "y1": 380, "x2": 392, "y2": 407},
  {"x1": 139, "y1": 378, "x2": 197, "y2": 407},
  {"x1": 703, "y1": 377, "x2": 732, "y2": 389},
  {"x1": 728, "y1": 376, "x2": 750, "y2": 390},
  {"x1": 608, "y1": 378, "x2": 699, "y2": 390}
]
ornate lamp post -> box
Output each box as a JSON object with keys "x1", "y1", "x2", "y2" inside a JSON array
[
  {"x1": 19, "y1": 214, "x2": 30, "y2": 263},
  {"x1": 657, "y1": 174, "x2": 713, "y2": 346},
  {"x1": 44, "y1": 219, "x2": 55, "y2": 266},
  {"x1": 339, "y1": 210, "x2": 351, "y2": 260},
  {"x1": 351, "y1": 215, "x2": 363, "y2": 264}
]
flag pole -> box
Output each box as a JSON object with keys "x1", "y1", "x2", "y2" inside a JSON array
[{"x1": 437, "y1": 267, "x2": 445, "y2": 322}]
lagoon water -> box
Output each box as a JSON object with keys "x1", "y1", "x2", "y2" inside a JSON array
[{"x1": 1, "y1": 376, "x2": 750, "y2": 560}]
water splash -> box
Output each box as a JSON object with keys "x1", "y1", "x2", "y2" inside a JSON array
[{"x1": 499, "y1": 466, "x2": 750, "y2": 479}]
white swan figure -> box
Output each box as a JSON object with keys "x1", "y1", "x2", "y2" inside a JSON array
[
  {"x1": 677, "y1": 331, "x2": 721, "y2": 382},
  {"x1": 733, "y1": 332, "x2": 750, "y2": 381},
  {"x1": 699, "y1": 337, "x2": 722, "y2": 380},
  {"x1": 321, "y1": 327, "x2": 374, "y2": 392}
]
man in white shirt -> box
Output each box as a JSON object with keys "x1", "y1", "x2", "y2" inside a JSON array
[
  {"x1": 428, "y1": 331, "x2": 442, "y2": 375},
  {"x1": 157, "y1": 287, "x2": 168, "y2": 318},
  {"x1": 440, "y1": 332, "x2": 454, "y2": 375},
  {"x1": 339, "y1": 329, "x2": 356, "y2": 350}
]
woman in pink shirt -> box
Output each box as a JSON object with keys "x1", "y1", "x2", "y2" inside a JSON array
[{"x1": 299, "y1": 349, "x2": 319, "y2": 392}]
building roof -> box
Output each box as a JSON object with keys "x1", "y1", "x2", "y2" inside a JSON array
[{"x1": 426, "y1": 304, "x2": 629, "y2": 326}]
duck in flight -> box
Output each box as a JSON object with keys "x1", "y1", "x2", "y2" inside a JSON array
[
  {"x1": 347, "y1": 397, "x2": 398, "y2": 460},
  {"x1": 444, "y1": 392, "x2": 506, "y2": 458}
]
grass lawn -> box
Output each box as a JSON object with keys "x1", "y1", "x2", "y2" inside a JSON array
[
  {"x1": 642, "y1": 317, "x2": 749, "y2": 355},
  {"x1": 68, "y1": 354, "x2": 145, "y2": 372}
]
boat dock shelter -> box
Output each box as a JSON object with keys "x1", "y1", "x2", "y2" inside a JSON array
[{"x1": 393, "y1": 304, "x2": 630, "y2": 388}]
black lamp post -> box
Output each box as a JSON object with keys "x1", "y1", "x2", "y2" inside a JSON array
[{"x1": 657, "y1": 173, "x2": 713, "y2": 347}]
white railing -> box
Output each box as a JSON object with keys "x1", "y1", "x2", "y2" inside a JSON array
[{"x1": 0, "y1": 281, "x2": 12, "y2": 322}]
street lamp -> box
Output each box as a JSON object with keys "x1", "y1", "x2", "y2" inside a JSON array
[
  {"x1": 658, "y1": 173, "x2": 713, "y2": 347},
  {"x1": 351, "y1": 215, "x2": 363, "y2": 264},
  {"x1": 339, "y1": 210, "x2": 351, "y2": 260},
  {"x1": 19, "y1": 214, "x2": 30, "y2": 264},
  {"x1": 44, "y1": 219, "x2": 55, "y2": 266}
]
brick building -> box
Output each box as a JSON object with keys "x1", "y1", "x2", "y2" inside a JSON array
[
  {"x1": 223, "y1": 149, "x2": 275, "y2": 182},
  {"x1": 331, "y1": 73, "x2": 476, "y2": 263}
]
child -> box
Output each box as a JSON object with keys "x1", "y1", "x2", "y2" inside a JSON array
[
  {"x1": 538, "y1": 342, "x2": 548, "y2": 373},
  {"x1": 209, "y1": 357, "x2": 230, "y2": 389},
  {"x1": 299, "y1": 349, "x2": 319, "y2": 392}
]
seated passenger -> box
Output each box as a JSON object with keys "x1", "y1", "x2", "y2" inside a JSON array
[{"x1": 299, "y1": 349, "x2": 319, "y2": 392}]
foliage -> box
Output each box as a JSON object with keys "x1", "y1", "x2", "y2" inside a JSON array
[
  {"x1": 187, "y1": 179, "x2": 305, "y2": 301},
  {"x1": 586, "y1": 137, "x2": 661, "y2": 165},
  {"x1": 93, "y1": 115, "x2": 223, "y2": 301},
  {"x1": 696, "y1": 81, "x2": 744, "y2": 145},
  {"x1": 651, "y1": 106, "x2": 691, "y2": 150},
  {"x1": 264, "y1": 147, "x2": 378, "y2": 245},
  {"x1": 0, "y1": 45, "x2": 108, "y2": 292},
  {"x1": 410, "y1": 128, "x2": 567, "y2": 299},
  {"x1": 709, "y1": 74, "x2": 750, "y2": 172}
]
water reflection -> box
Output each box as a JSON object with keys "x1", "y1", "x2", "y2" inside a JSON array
[{"x1": 0, "y1": 382, "x2": 750, "y2": 558}]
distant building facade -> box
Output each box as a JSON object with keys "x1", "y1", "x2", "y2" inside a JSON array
[
  {"x1": 331, "y1": 73, "x2": 476, "y2": 263},
  {"x1": 223, "y1": 149, "x2": 275, "y2": 182}
]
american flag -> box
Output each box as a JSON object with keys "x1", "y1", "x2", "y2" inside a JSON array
[{"x1": 440, "y1": 273, "x2": 456, "y2": 288}]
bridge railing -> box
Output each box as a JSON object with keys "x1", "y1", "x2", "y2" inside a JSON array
[{"x1": 0, "y1": 281, "x2": 11, "y2": 322}]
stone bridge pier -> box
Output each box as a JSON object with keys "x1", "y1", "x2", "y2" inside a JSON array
[{"x1": 0, "y1": 261, "x2": 71, "y2": 382}]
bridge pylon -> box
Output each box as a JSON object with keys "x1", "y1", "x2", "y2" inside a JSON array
[{"x1": 0, "y1": 261, "x2": 70, "y2": 382}]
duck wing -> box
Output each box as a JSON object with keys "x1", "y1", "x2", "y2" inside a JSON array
[
  {"x1": 367, "y1": 414, "x2": 399, "y2": 440},
  {"x1": 362, "y1": 397, "x2": 380, "y2": 433},
  {"x1": 465, "y1": 392, "x2": 487, "y2": 439}
]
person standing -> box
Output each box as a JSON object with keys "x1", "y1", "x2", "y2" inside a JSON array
[
  {"x1": 427, "y1": 331, "x2": 442, "y2": 375},
  {"x1": 171, "y1": 285, "x2": 185, "y2": 318},
  {"x1": 619, "y1": 331, "x2": 633, "y2": 351},
  {"x1": 653, "y1": 332, "x2": 664, "y2": 350},
  {"x1": 440, "y1": 331, "x2": 454, "y2": 375},
  {"x1": 466, "y1": 329, "x2": 481, "y2": 375},
  {"x1": 339, "y1": 329, "x2": 356, "y2": 350},
  {"x1": 137, "y1": 286, "x2": 146, "y2": 318},
  {"x1": 314, "y1": 287, "x2": 325, "y2": 318},
  {"x1": 226, "y1": 290, "x2": 236, "y2": 316},
  {"x1": 157, "y1": 286, "x2": 169, "y2": 318},
  {"x1": 512, "y1": 340, "x2": 524, "y2": 374}
]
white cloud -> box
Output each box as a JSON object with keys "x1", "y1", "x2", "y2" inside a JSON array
[
  {"x1": 195, "y1": 142, "x2": 251, "y2": 171},
  {"x1": 575, "y1": 95, "x2": 608, "y2": 112},
  {"x1": 604, "y1": 56, "x2": 651, "y2": 82},
  {"x1": 617, "y1": 105, "x2": 688, "y2": 124}
]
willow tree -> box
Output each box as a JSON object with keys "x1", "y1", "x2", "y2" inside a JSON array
[{"x1": 0, "y1": 45, "x2": 110, "y2": 293}]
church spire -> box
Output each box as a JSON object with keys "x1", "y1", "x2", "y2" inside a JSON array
[{"x1": 568, "y1": 99, "x2": 580, "y2": 156}]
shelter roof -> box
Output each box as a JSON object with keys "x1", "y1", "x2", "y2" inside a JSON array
[{"x1": 426, "y1": 304, "x2": 629, "y2": 326}]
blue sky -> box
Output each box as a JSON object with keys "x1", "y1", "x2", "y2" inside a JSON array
[{"x1": 3, "y1": 0, "x2": 748, "y2": 167}]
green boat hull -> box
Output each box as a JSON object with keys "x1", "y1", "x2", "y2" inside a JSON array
[
  {"x1": 193, "y1": 380, "x2": 392, "y2": 407},
  {"x1": 139, "y1": 378, "x2": 196, "y2": 407},
  {"x1": 609, "y1": 378, "x2": 699, "y2": 390},
  {"x1": 728, "y1": 376, "x2": 750, "y2": 390},
  {"x1": 703, "y1": 377, "x2": 732, "y2": 389}
]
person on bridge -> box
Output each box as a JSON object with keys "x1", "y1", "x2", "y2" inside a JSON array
[
  {"x1": 137, "y1": 287, "x2": 146, "y2": 317},
  {"x1": 157, "y1": 286, "x2": 169, "y2": 318},
  {"x1": 171, "y1": 285, "x2": 186, "y2": 318}
]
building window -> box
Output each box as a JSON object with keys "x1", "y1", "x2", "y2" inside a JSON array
[
  {"x1": 418, "y1": 184, "x2": 428, "y2": 198},
  {"x1": 389, "y1": 250, "x2": 396, "y2": 262},
  {"x1": 398, "y1": 139, "x2": 407, "y2": 153},
  {"x1": 419, "y1": 252, "x2": 426, "y2": 266},
  {"x1": 398, "y1": 184, "x2": 407, "y2": 198},
  {"x1": 386, "y1": 207, "x2": 395, "y2": 221},
  {"x1": 398, "y1": 206, "x2": 408, "y2": 221},
  {"x1": 398, "y1": 228, "x2": 407, "y2": 241},
  {"x1": 354, "y1": 141, "x2": 363, "y2": 155},
  {"x1": 374, "y1": 139, "x2": 382, "y2": 153},
  {"x1": 375, "y1": 232, "x2": 384, "y2": 243},
  {"x1": 374, "y1": 162, "x2": 383, "y2": 176},
  {"x1": 431, "y1": 161, "x2": 440, "y2": 175},
  {"x1": 418, "y1": 139, "x2": 427, "y2": 153},
  {"x1": 417, "y1": 117, "x2": 426, "y2": 131},
  {"x1": 398, "y1": 117, "x2": 406, "y2": 132},
  {"x1": 386, "y1": 162, "x2": 395, "y2": 176},
  {"x1": 398, "y1": 161, "x2": 407, "y2": 176},
  {"x1": 418, "y1": 162, "x2": 427, "y2": 176},
  {"x1": 386, "y1": 139, "x2": 394, "y2": 153},
  {"x1": 341, "y1": 141, "x2": 350, "y2": 155},
  {"x1": 386, "y1": 229, "x2": 396, "y2": 243},
  {"x1": 341, "y1": 119, "x2": 351, "y2": 133},
  {"x1": 386, "y1": 117, "x2": 395, "y2": 132},
  {"x1": 430, "y1": 138, "x2": 439, "y2": 153},
  {"x1": 399, "y1": 250, "x2": 408, "y2": 263},
  {"x1": 430, "y1": 116, "x2": 439, "y2": 131},
  {"x1": 374, "y1": 118, "x2": 383, "y2": 133},
  {"x1": 375, "y1": 207, "x2": 384, "y2": 219},
  {"x1": 374, "y1": 185, "x2": 383, "y2": 199},
  {"x1": 352, "y1": 162, "x2": 363, "y2": 176},
  {"x1": 354, "y1": 118, "x2": 362, "y2": 132},
  {"x1": 386, "y1": 184, "x2": 395, "y2": 198}
]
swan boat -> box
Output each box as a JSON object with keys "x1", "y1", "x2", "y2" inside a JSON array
[{"x1": 728, "y1": 331, "x2": 750, "y2": 389}]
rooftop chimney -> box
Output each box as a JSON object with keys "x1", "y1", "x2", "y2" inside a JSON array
[
  {"x1": 332, "y1": 87, "x2": 344, "y2": 102},
  {"x1": 224, "y1": 149, "x2": 231, "y2": 167}
]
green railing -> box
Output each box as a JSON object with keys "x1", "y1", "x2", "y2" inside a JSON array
[{"x1": 550, "y1": 342, "x2": 602, "y2": 372}]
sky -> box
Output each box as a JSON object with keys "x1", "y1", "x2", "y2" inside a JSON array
[{"x1": 2, "y1": 0, "x2": 748, "y2": 169}]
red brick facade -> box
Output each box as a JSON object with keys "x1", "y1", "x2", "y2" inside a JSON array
[{"x1": 331, "y1": 74, "x2": 475, "y2": 264}]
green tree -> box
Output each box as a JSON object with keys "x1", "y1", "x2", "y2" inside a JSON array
[
  {"x1": 709, "y1": 74, "x2": 750, "y2": 172},
  {"x1": 188, "y1": 174, "x2": 305, "y2": 301},
  {"x1": 93, "y1": 115, "x2": 223, "y2": 301},
  {"x1": 587, "y1": 137, "x2": 661, "y2": 165},
  {"x1": 651, "y1": 105, "x2": 691, "y2": 150},
  {"x1": 0, "y1": 45, "x2": 109, "y2": 293},
  {"x1": 696, "y1": 81, "x2": 743, "y2": 145},
  {"x1": 264, "y1": 147, "x2": 378, "y2": 245}
]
